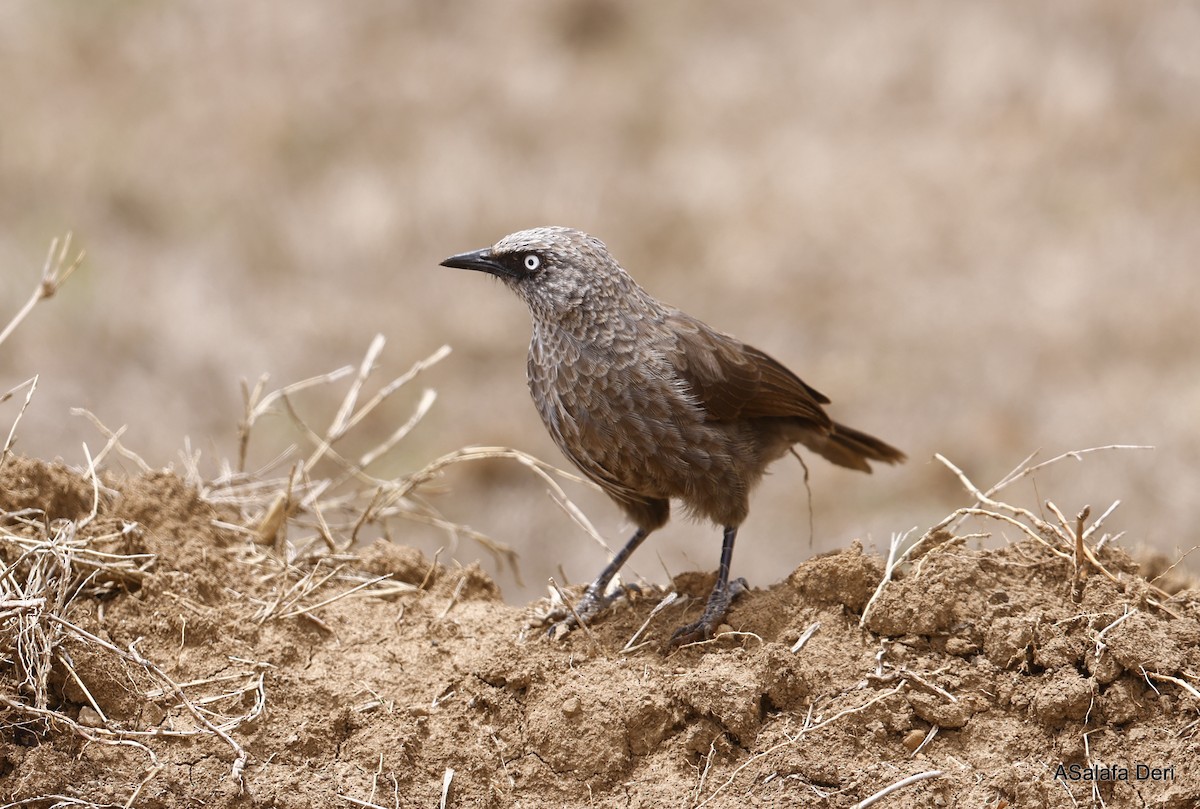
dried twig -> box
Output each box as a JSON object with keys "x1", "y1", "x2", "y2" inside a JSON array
[
  {"x1": 70, "y1": 409, "x2": 152, "y2": 472},
  {"x1": 936, "y1": 454, "x2": 1070, "y2": 551},
  {"x1": 621, "y1": 591, "x2": 680, "y2": 653},
  {"x1": 1, "y1": 376, "x2": 38, "y2": 470},
  {"x1": 988, "y1": 445, "x2": 1153, "y2": 497},
  {"x1": 851, "y1": 770, "x2": 943, "y2": 809},
  {"x1": 791, "y1": 621, "x2": 821, "y2": 653},
  {"x1": 1064, "y1": 503, "x2": 1091, "y2": 601},
  {"x1": 692, "y1": 739, "x2": 719, "y2": 805},
  {"x1": 278, "y1": 574, "x2": 412, "y2": 620},
  {"x1": 1143, "y1": 670, "x2": 1200, "y2": 700},
  {"x1": 0, "y1": 233, "x2": 85, "y2": 349},
  {"x1": 860, "y1": 528, "x2": 917, "y2": 628},
  {"x1": 237, "y1": 365, "x2": 355, "y2": 475},
  {"x1": 1094, "y1": 607, "x2": 1136, "y2": 658},
  {"x1": 440, "y1": 767, "x2": 455, "y2": 809},
  {"x1": 437, "y1": 574, "x2": 468, "y2": 619}
]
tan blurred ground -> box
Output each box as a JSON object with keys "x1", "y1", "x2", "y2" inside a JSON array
[{"x1": 2, "y1": 1, "x2": 1197, "y2": 603}]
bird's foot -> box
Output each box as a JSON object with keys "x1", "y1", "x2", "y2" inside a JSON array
[
  {"x1": 668, "y1": 577, "x2": 748, "y2": 648},
  {"x1": 545, "y1": 583, "x2": 641, "y2": 640}
]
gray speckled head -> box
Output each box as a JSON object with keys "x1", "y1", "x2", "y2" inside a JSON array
[
  {"x1": 491, "y1": 226, "x2": 609, "y2": 264},
  {"x1": 492, "y1": 227, "x2": 622, "y2": 318},
  {"x1": 443, "y1": 226, "x2": 649, "y2": 327}
]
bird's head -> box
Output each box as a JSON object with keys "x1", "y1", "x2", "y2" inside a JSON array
[{"x1": 440, "y1": 227, "x2": 636, "y2": 324}]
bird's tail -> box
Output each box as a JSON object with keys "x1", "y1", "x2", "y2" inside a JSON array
[{"x1": 800, "y1": 421, "x2": 907, "y2": 473}]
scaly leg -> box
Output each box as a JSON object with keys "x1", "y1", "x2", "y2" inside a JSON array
[{"x1": 669, "y1": 525, "x2": 747, "y2": 647}]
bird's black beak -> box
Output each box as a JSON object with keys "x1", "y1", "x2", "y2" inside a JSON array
[{"x1": 440, "y1": 247, "x2": 514, "y2": 278}]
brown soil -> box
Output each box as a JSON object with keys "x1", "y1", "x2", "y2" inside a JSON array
[{"x1": 2, "y1": 457, "x2": 1199, "y2": 808}]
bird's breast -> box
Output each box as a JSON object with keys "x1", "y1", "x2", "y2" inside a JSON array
[{"x1": 526, "y1": 332, "x2": 737, "y2": 500}]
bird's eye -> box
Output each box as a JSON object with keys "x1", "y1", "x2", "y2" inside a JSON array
[{"x1": 523, "y1": 254, "x2": 541, "y2": 272}]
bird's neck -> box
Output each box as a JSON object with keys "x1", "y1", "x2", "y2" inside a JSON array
[{"x1": 531, "y1": 277, "x2": 662, "y2": 351}]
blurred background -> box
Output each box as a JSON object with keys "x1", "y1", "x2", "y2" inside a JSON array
[{"x1": 2, "y1": 1, "x2": 1197, "y2": 602}]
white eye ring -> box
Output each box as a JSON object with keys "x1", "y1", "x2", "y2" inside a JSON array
[{"x1": 524, "y1": 254, "x2": 541, "y2": 272}]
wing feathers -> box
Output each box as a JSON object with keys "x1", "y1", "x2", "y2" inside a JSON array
[{"x1": 665, "y1": 312, "x2": 832, "y2": 426}]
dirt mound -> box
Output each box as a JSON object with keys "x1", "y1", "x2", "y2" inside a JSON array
[{"x1": 3, "y1": 458, "x2": 1198, "y2": 807}]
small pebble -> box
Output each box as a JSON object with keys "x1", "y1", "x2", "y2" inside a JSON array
[
  {"x1": 561, "y1": 697, "x2": 581, "y2": 717},
  {"x1": 78, "y1": 706, "x2": 104, "y2": 728},
  {"x1": 902, "y1": 729, "x2": 926, "y2": 752}
]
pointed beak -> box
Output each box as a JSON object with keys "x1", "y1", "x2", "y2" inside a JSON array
[{"x1": 440, "y1": 247, "x2": 513, "y2": 278}]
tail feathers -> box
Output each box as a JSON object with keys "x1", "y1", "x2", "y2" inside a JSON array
[{"x1": 802, "y1": 421, "x2": 906, "y2": 473}]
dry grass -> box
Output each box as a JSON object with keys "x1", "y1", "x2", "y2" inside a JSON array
[
  {"x1": 0, "y1": 258, "x2": 607, "y2": 804},
  {"x1": 0, "y1": 422, "x2": 261, "y2": 803},
  {"x1": 187, "y1": 335, "x2": 606, "y2": 624},
  {"x1": 0, "y1": 465, "x2": 259, "y2": 804},
  {"x1": 1, "y1": 235, "x2": 85, "y2": 474},
  {"x1": 1, "y1": 236, "x2": 96, "y2": 724},
  {"x1": 859, "y1": 445, "x2": 1161, "y2": 629}
]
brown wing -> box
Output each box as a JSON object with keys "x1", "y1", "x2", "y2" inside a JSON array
[{"x1": 665, "y1": 311, "x2": 833, "y2": 427}]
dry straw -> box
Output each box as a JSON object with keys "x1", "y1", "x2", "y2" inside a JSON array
[
  {"x1": 3, "y1": 236, "x2": 606, "y2": 805},
  {"x1": 859, "y1": 445, "x2": 1158, "y2": 629},
  {"x1": 1, "y1": 237, "x2": 261, "y2": 802}
]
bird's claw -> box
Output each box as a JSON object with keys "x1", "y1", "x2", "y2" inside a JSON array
[
  {"x1": 545, "y1": 583, "x2": 642, "y2": 640},
  {"x1": 668, "y1": 577, "x2": 748, "y2": 648}
]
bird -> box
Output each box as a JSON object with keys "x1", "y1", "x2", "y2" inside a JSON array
[{"x1": 440, "y1": 227, "x2": 904, "y2": 646}]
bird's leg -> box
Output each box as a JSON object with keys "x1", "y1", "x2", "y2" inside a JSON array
[
  {"x1": 548, "y1": 527, "x2": 652, "y2": 638},
  {"x1": 669, "y1": 526, "x2": 748, "y2": 648}
]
